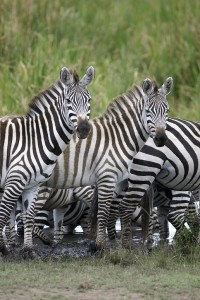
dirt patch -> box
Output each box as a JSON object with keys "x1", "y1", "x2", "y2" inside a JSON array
[
  {"x1": 3, "y1": 230, "x2": 95, "y2": 261},
  {"x1": 3, "y1": 227, "x2": 145, "y2": 261},
  {"x1": 0, "y1": 287, "x2": 145, "y2": 300}
]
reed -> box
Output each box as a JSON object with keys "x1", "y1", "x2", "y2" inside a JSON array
[{"x1": 0, "y1": 0, "x2": 199, "y2": 119}]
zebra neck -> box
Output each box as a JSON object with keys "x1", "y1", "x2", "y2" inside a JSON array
[
  {"x1": 28, "y1": 110, "x2": 73, "y2": 157},
  {"x1": 97, "y1": 92, "x2": 149, "y2": 153},
  {"x1": 26, "y1": 81, "x2": 73, "y2": 155},
  {"x1": 27, "y1": 80, "x2": 64, "y2": 117}
]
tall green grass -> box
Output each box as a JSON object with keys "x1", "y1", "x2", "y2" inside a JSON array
[{"x1": 0, "y1": 0, "x2": 200, "y2": 119}]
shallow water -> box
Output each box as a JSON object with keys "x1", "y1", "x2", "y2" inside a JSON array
[{"x1": 75, "y1": 219, "x2": 176, "y2": 243}]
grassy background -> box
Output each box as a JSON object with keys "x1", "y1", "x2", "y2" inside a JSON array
[
  {"x1": 1, "y1": 2, "x2": 200, "y2": 298},
  {"x1": 0, "y1": 0, "x2": 200, "y2": 119},
  {"x1": 0, "y1": 247, "x2": 200, "y2": 299}
]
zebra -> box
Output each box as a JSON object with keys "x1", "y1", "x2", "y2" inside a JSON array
[
  {"x1": 26, "y1": 184, "x2": 159, "y2": 247},
  {"x1": 106, "y1": 181, "x2": 197, "y2": 248},
  {"x1": 155, "y1": 189, "x2": 199, "y2": 243},
  {"x1": 109, "y1": 188, "x2": 160, "y2": 239},
  {"x1": 119, "y1": 117, "x2": 200, "y2": 248},
  {"x1": 0, "y1": 65, "x2": 95, "y2": 258},
  {"x1": 31, "y1": 76, "x2": 173, "y2": 252},
  {"x1": 87, "y1": 181, "x2": 196, "y2": 247},
  {"x1": 15, "y1": 194, "x2": 92, "y2": 241},
  {"x1": 30, "y1": 185, "x2": 96, "y2": 245}
]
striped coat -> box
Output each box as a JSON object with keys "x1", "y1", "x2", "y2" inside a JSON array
[
  {"x1": 0, "y1": 66, "x2": 94, "y2": 258},
  {"x1": 35, "y1": 77, "x2": 173, "y2": 251},
  {"x1": 119, "y1": 118, "x2": 200, "y2": 248}
]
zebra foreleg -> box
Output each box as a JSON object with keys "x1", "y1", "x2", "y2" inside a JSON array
[
  {"x1": 157, "y1": 205, "x2": 170, "y2": 243},
  {"x1": 92, "y1": 182, "x2": 116, "y2": 252},
  {"x1": 107, "y1": 193, "x2": 124, "y2": 240},
  {"x1": 0, "y1": 189, "x2": 23, "y2": 256},
  {"x1": 53, "y1": 207, "x2": 66, "y2": 245},
  {"x1": 22, "y1": 188, "x2": 41, "y2": 260},
  {"x1": 119, "y1": 194, "x2": 139, "y2": 250},
  {"x1": 32, "y1": 225, "x2": 53, "y2": 245},
  {"x1": 5, "y1": 207, "x2": 17, "y2": 248}
]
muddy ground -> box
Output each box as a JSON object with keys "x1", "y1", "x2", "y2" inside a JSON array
[{"x1": 3, "y1": 227, "x2": 148, "y2": 261}]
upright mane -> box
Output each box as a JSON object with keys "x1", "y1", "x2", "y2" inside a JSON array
[
  {"x1": 27, "y1": 70, "x2": 79, "y2": 116},
  {"x1": 152, "y1": 80, "x2": 159, "y2": 92},
  {"x1": 104, "y1": 84, "x2": 144, "y2": 118}
]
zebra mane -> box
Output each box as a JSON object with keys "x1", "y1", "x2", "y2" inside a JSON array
[
  {"x1": 104, "y1": 84, "x2": 144, "y2": 117},
  {"x1": 69, "y1": 69, "x2": 79, "y2": 83},
  {"x1": 27, "y1": 81, "x2": 63, "y2": 116},
  {"x1": 152, "y1": 80, "x2": 159, "y2": 92},
  {"x1": 27, "y1": 70, "x2": 79, "y2": 116}
]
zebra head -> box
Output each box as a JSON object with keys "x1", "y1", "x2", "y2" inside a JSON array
[
  {"x1": 60, "y1": 66, "x2": 95, "y2": 139},
  {"x1": 142, "y1": 77, "x2": 173, "y2": 147}
]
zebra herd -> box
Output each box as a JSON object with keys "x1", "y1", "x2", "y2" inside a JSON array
[{"x1": 0, "y1": 65, "x2": 199, "y2": 259}]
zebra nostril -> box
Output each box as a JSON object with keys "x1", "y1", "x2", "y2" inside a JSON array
[
  {"x1": 154, "y1": 134, "x2": 168, "y2": 147},
  {"x1": 77, "y1": 120, "x2": 91, "y2": 139}
]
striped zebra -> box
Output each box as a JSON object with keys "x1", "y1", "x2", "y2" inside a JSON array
[
  {"x1": 119, "y1": 117, "x2": 200, "y2": 248},
  {"x1": 33, "y1": 185, "x2": 159, "y2": 246},
  {"x1": 32, "y1": 77, "x2": 173, "y2": 251},
  {"x1": 107, "y1": 182, "x2": 197, "y2": 247},
  {"x1": 0, "y1": 66, "x2": 95, "y2": 258},
  {"x1": 116, "y1": 184, "x2": 198, "y2": 246},
  {"x1": 88, "y1": 182, "x2": 195, "y2": 247},
  {"x1": 155, "y1": 189, "x2": 199, "y2": 242},
  {"x1": 15, "y1": 194, "x2": 92, "y2": 241},
  {"x1": 110, "y1": 187, "x2": 159, "y2": 239},
  {"x1": 139, "y1": 184, "x2": 198, "y2": 246},
  {"x1": 31, "y1": 185, "x2": 96, "y2": 244}
]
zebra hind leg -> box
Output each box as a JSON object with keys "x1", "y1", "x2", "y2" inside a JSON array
[
  {"x1": 32, "y1": 225, "x2": 53, "y2": 245},
  {"x1": 107, "y1": 194, "x2": 123, "y2": 240}
]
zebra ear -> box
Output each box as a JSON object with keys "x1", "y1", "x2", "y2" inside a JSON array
[
  {"x1": 161, "y1": 77, "x2": 173, "y2": 95},
  {"x1": 60, "y1": 67, "x2": 73, "y2": 85},
  {"x1": 142, "y1": 78, "x2": 154, "y2": 95},
  {"x1": 80, "y1": 66, "x2": 95, "y2": 86}
]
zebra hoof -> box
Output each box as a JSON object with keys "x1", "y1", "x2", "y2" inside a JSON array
[
  {"x1": 51, "y1": 241, "x2": 61, "y2": 248},
  {"x1": 89, "y1": 241, "x2": 105, "y2": 257},
  {"x1": 17, "y1": 230, "x2": 24, "y2": 237},
  {"x1": 122, "y1": 240, "x2": 133, "y2": 250},
  {"x1": 1, "y1": 247, "x2": 10, "y2": 256},
  {"x1": 89, "y1": 241, "x2": 98, "y2": 254},
  {"x1": 22, "y1": 248, "x2": 41, "y2": 260},
  {"x1": 108, "y1": 235, "x2": 117, "y2": 240},
  {"x1": 41, "y1": 238, "x2": 52, "y2": 246}
]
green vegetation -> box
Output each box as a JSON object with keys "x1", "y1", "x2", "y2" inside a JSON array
[
  {"x1": 0, "y1": 245, "x2": 200, "y2": 299},
  {"x1": 0, "y1": 1, "x2": 200, "y2": 299},
  {"x1": 0, "y1": 0, "x2": 200, "y2": 119}
]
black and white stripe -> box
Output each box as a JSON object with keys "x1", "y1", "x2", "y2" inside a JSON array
[
  {"x1": 119, "y1": 117, "x2": 200, "y2": 248},
  {"x1": 31, "y1": 185, "x2": 95, "y2": 244},
  {"x1": 34, "y1": 77, "x2": 172, "y2": 251},
  {"x1": 15, "y1": 196, "x2": 91, "y2": 242},
  {"x1": 0, "y1": 66, "x2": 95, "y2": 257}
]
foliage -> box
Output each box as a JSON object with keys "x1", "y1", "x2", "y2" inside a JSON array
[
  {"x1": 1, "y1": 245, "x2": 200, "y2": 299},
  {"x1": 0, "y1": 1, "x2": 200, "y2": 297},
  {"x1": 0, "y1": 0, "x2": 200, "y2": 119}
]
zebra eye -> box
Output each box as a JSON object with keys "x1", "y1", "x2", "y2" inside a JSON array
[
  {"x1": 66, "y1": 98, "x2": 71, "y2": 104},
  {"x1": 145, "y1": 108, "x2": 150, "y2": 113}
]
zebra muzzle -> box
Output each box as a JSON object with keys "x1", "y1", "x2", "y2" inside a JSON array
[
  {"x1": 153, "y1": 128, "x2": 168, "y2": 147},
  {"x1": 76, "y1": 119, "x2": 91, "y2": 139}
]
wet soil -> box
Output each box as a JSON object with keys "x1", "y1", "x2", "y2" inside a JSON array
[{"x1": 3, "y1": 227, "x2": 147, "y2": 261}]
